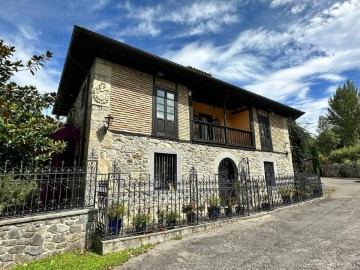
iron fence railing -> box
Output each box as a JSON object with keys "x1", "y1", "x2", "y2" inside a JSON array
[
  {"x1": 0, "y1": 159, "x2": 98, "y2": 220},
  {"x1": 95, "y1": 171, "x2": 322, "y2": 240}
]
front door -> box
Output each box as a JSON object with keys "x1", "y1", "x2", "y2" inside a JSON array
[
  {"x1": 218, "y1": 158, "x2": 236, "y2": 206},
  {"x1": 264, "y1": 162, "x2": 275, "y2": 187}
]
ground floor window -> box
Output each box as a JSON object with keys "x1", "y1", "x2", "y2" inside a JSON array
[{"x1": 154, "y1": 153, "x2": 177, "y2": 190}]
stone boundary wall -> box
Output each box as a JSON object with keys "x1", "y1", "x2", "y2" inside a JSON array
[
  {"x1": 0, "y1": 209, "x2": 97, "y2": 269},
  {"x1": 322, "y1": 162, "x2": 360, "y2": 178}
]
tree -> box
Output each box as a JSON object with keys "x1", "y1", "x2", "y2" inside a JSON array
[
  {"x1": 316, "y1": 115, "x2": 341, "y2": 156},
  {"x1": 327, "y1": 80, "x2": 360, "y2": 146},
  {"x1": 0, "y1": 39, "x2": 66, "y2": 168},
  {"x1": 288, "y1": 119, "x2": 313, "y2": 172}
]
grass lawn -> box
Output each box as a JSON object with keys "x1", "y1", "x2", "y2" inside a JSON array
[{"x1": 12, "y1": 244, "x2": 154, "y2": 270}]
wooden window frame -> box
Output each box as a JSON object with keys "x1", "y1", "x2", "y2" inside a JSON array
[
  {"x1": 152, "y1": 85, "x2": 178, "y2": 139},
  {"x1": 258, "y1": 115, "x2": 273, "y2": 151}
]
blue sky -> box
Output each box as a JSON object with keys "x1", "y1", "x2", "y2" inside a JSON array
[{"x1": 1, "y1": 0, "x2": 360, "y2": 134}]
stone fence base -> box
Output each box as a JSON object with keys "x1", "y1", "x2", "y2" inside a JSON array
[
  {"x1": 0, "y1": 209, "x2": 97, "y2": 269},
  {"x1": 322, "y1": 162, "x2": 360, "y2": 178}
]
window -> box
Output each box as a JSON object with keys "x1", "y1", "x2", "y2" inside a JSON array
[
  {"x1": 258, "y1": 115, "x2": 272, "y2": 151},
  {"x1": 264, "y1": 162, "x2": 275, "y2": 186},
  {"x1": 153, "y1": 87, "x2": 177, "y2": 138},
  {"x1": 154, "y1": 153, "x2": 177, "y2": 190}
]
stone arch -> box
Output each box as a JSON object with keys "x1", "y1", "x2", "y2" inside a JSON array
[{"x1": 213, "y1": 152, "x2": 239, "y2": 176}]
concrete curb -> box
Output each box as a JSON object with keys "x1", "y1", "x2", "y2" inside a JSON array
[
  {"x1": 95, "y1": 196, "x2": 326, "y2": 255},
  {"x1": 0, "y1": 208, "x2": 97, "y2": 227}
]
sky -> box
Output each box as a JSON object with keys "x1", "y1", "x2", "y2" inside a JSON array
[{"x1": 1, "y1": 0, "x2": 359, "y2": 134}]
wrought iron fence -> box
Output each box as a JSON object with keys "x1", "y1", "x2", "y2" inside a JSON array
[
  {"x1": 0, "y1": 159, "x2": 97, "y2": 220},
  {"x1": 95, "y1": 170, "x2": 322, "y2": 240}
]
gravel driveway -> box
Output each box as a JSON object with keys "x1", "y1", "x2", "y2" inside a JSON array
[{"x1": 118, "y1": 177, "x2": 360, "y2": 270}]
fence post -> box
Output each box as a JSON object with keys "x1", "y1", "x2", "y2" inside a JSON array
[{"x1": 190, "y1": 166, "x2": 198, "y2": 225}]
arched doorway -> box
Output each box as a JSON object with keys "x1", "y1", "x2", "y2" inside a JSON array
[{"x1": 218, "y1": 158, "x2": 238, "y2": 206}]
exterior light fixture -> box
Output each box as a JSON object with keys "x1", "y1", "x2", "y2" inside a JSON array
[
  {"x1": 104, "y1": 114, "x2": 114, "y2": 130},
  {"x1": 156, "y1": 71, "x2": 164, "y2": 77}
]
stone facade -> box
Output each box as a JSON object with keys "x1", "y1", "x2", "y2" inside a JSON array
[
  {"x1": 94, "y1": 133, "x2": 293, "y2": 179},
  {"x1": 0, "y1": 209, "x2": 97, "y2": 269},
  {"x1": 68, "y1": 57, "x2": 294, "y2": 177}
]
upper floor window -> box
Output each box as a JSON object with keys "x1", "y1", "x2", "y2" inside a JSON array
[
  {"x1": 153, "y1": 87, "x2": 177, "y2": 138},
  {"x1": 258, "y1": 115, "x2": 272, "y2": 151}
]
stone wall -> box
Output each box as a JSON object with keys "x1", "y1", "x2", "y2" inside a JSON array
[
  {"x1": 322, "y1": 162, "x2": 360, "y2": 178},
  {"x1": 95, "y1": 133, "x2": 293, "y2": 179},
  {"x1": 0, "y1": 209, "x2": 97, "y2": 269}
]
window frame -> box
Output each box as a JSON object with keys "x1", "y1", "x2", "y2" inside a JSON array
[
  {"x1": 154, "y1": 153, "x2": 177, "y2": 190},
  {"x1": 258, "y1": 115, "x2": 273, "y2": 151},
  {"x1": 152, "y1": 86, "x2": 178, "y2": 139}
]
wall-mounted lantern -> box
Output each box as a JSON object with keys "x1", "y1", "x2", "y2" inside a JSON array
[{"x1": 104, "y1": 114, "x2": 114, "y2": 131}]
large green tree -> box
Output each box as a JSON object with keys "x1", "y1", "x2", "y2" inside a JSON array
[
  {"x1": 327, "y1": 80, "x2": 360, "y2": 146},
  {"x1": 0, "y1": 40, "x2": 66, "y2": 168},
  {"x1": 316, "y1": 115, "x2": 341, "y2": 156}
]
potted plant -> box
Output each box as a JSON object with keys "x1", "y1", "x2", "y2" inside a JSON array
[
  {"x1": 165, "y1": 211, "x2": 179, "y2": 228},
  {"x1": 182, "y1": 203, "x2": 196, "y2": 224},
  {"x1": 278, "y1": 188, "x2": 293, "y2": 204},
  {"x1": 207, "y1": 195, "x2": 221, "y2": 219},
  {"x1": 133, "y1": 213, "x2": 150, "y2": 233},
  {"x1": 107, "y1": 202, "x2": 125, "y2": 235},
  {"x1": 260, "y1": 194, "x2": 271, "y2": 210},
  {"x1": 225, "y1": 195, "x2": 236, "y2": 217}
]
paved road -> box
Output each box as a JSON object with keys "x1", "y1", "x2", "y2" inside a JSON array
[{"x1": 119, "y1": 178, "x2": 360, "y2": 270}]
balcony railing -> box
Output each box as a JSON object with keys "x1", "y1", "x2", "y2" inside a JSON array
[{"x1": 192, "y1": 120, "x2": 254, "y2": 148}]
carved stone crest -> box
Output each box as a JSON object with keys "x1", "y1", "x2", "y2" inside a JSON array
[{"x1": 92, "y1": 82, "x2": 110, "y2": 105}]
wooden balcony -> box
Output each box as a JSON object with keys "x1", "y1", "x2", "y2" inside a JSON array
[{"x1": 192, "y1": 120, "x2": 255, "y2": 148}]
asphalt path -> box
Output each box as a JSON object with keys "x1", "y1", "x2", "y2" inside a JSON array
[{"x1": 118, "y1": 177, "x2": 360, "y2": 270}]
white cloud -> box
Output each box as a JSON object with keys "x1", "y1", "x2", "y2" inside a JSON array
[
  {"x1": 117, "y1": 0, "x2": 241, "y2": 37},
  {"x1": 1, "y1": 28, "x2": 59, "y2": 94},
  {"x1": 270, "y1": 0, "x2": 294, "y2": 8},
  {"x1": 318, "y1": 74, "x2": 344, "y2": 82},
  {"x1": 163, "y1": 0, "x2": 360, "y2": 134}
]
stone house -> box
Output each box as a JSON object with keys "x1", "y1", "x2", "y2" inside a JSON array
[{"x1": 53, "y1": 26, "x2": 304, "y2": 187}]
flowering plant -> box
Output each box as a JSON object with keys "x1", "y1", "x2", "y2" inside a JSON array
[{"x1": 226, "y1": 195, "x2": 236, "y2": 206}]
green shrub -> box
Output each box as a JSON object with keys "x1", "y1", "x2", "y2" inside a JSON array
[
  {"x1": 0, "y1": 176, "x2": 38, "y2": 213},
  {"x1": 328, "y1": 143, "x2": 360, "y2": 163}
]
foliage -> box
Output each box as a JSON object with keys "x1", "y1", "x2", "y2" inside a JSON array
[
  {"x1": 182, "y1": 203, "x2": 195, "y2": 214},
  {"x1": 106, "y1": 202, "x2": 126, "y2": 219},
  {"x1": 310, "y1": 144, "x2": 320, "y2": 174},
  {"x1": 207, "y1": 195, "x2": 220, "y2": 206},
  {"x1": 327, "y1": 80, "x2": 360, "y2": 147},
  {"x1": 157, "y1": 209, "x2": 165, "y2": 224},
  {"x1": 328, "y1": 143, "x2": 360, "y2": 163},
  {"x1": 288, "y1": 119, "x2": 313, "y2": 172},
  {"x1": 0, "y1": 39, "x2": 66, "y2": 168},
  {"x1": 0, "y1": 176, "x2": 38, "y2": 213},
  {"x1": 226, "y1": 195, "x2": 236, "y2": 206},
  {"x1": 316, "y1": 128, "x2": 341, "y2": 156},
  {"x1": 165, "y1": 211, "x2": 180, "y2": 222},
  {"x1": 277, "y1": 188, "x2": 293, "y2": 197},
  {"x1": 13, "y1": 244, "x2": 155, "y2": 270},
  {"x1": 132, "y1": 213, "x2": 150, "y2": 226}
]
